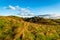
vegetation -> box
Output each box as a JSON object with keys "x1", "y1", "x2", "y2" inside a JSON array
[
  {"x1": 23, "y1": 17, "x2": 60, "y2": 25},
  {"x1": 0, "y1": 16, "x2": 60, "y2": 40}
]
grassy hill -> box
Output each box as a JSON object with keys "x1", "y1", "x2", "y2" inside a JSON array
[{"x1": 0, "y1": 16, "x2": 60, "y2": 40}]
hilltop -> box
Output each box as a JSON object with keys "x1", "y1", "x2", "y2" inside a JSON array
[{"x1": 0, "y1": 16, "x2": 60, "y2": 40}]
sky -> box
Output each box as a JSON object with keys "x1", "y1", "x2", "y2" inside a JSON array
[{"x1": 0, "y1": 0, "x2": 60, "y2": 16}]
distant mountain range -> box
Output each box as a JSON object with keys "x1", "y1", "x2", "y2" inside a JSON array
[
  {"x1": 35, "y1": 14, "x2": 60, "y2": 19},
  {"x1": 17, "y1": 13, "x2": 60, "y2": 19}
]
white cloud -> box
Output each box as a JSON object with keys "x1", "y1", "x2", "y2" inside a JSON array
[
  {"x1": 3, "y1": 5, "x2": 35, "y2": 16},
  {"x1": 19, "y1": 8, "x2": 30, "y2": 13},
  {"x1": 18, "y1": 7, "x2": 34, "y2": 16},
  {"x1": 15, "y1": 6, "x2": 20, "y2": 9},
  {"x1": 9, "y1": 5, "x2": 16, "y2": 10},
  {"x1": 3, "y1": 5, "x2": 16, "y2": 10},
  {"x1": 21, "y1": 8, "x2": 26, "y2": 11}
]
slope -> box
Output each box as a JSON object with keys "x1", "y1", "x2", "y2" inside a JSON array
[{"x1": 0, "y1": 16, "x2": 60, "y2": 40}]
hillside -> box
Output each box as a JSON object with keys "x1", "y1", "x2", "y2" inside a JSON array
[
  {"x1": 23, "y1": 17, "x2": 60, "y2": 25},
  {"x1": 0, "y1": 16, "x2": 60, "y2": 40}
]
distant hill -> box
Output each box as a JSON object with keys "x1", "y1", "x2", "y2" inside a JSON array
[
  {"x1": 23, "y1": 16, "x2": 60, "y2": 25},
  {"x1": 0, "y1": 16, "x2": 60, "y2": 40}
]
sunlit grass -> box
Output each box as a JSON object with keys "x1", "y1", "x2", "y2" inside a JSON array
[{"x1": 0, "y1": 16, "x2": 60, "y2": 40}]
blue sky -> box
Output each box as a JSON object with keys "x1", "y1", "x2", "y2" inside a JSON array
[{"x1": 0, "y1": 0, "x2": 60, "y2": 16}]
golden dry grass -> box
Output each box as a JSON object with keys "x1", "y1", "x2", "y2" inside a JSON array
[{"x1": 0, "y1": 16, "x2": 60, "y2": 40}]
